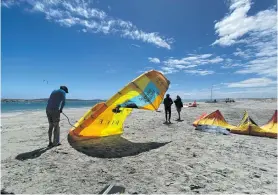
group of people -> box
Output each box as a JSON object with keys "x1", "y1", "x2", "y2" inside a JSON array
[
  {"x1": 163, "y1": 94, "x2": 183, "y2": 123},
  {"x1": 45, "y1": 86, "x2": 184, "y2": 147}
]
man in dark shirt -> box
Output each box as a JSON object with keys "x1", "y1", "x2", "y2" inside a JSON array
[
  {"x1": 163, "y1": 94, "x2": 173, "y2": 123},
  {"x1": 46, "y1": 86, "x2": 68, "y2": 147}
]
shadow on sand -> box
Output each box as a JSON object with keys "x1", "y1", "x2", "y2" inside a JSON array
[
  {"x1": 1, "y1": 189, "x2": 15, "y2": 194},
  {"x1": 68, "y1": 134, "x2": 170, "y2": 158},
  {"x1": 163, "y1": 121, "x2": 174, "y2": 125},
  {"x1": 15, "y1": 146, "x2": 52, "y2": 161}
]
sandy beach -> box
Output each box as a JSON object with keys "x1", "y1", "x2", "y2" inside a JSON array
[{"x1": 1, "y1": 99, "x2": 277, "y2": 194}]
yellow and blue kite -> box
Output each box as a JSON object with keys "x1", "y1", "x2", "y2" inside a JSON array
[{"x1": 69, "y1": 70, "x2": 170, "y2": 139}]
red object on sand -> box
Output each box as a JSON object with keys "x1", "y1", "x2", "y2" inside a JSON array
[{"x1": 188, "y1": 100, "x2": 197, "y2": 107}]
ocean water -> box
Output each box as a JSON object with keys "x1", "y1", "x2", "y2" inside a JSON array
[
  {"x1": 1, "y1": 100, "x2": 99, "y2": 113},
  {"x1": 1, "y1": 99, "x2": 210, "y2": 114}
]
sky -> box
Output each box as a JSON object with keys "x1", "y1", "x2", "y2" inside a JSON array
[{"x1": 1, "y1": 0, "x2": 277, "y2": 100}]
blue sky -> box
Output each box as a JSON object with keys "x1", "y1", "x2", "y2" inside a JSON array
[{"x1": 1, "y1": 0, "x2": 277, "y2": 100}]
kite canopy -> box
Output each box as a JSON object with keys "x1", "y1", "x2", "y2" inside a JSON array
[
  {"x1": 230, "y1": 110, "x2": 277, "y2": 138},
  {"x1": 230, "y1": 110, "x2": 262, "y2": 136},
  {"x1": 193, "y1": 112, "x2": 207, "y2": 127},
  {"x1": 261, "y1": 110, "x2": 277, "y2": 138},
  {"x1": 193, "y1": 110, "x2": 277, "y2": 139},
  {"x1": 193, "y1": 110, "x2": 235, "y2": 130},
  {"x1": 69, "y1": 70, "x2": 170, "y2": 139}
]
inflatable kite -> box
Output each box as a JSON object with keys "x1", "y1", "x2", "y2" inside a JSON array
[
  {"x1": 261, "y1": 110, "x2": 277, "y2": 138},
  {"x1": 230, "y1": 110, "x2": 263, "y2": 136},
  {"x1": 188, "y1": 100, "x2": 197, "y2": 107},
  {"x1": 193, "y1": 110, "x2": 236, "y2": 129},
  {"x1": 193, "y1": 110, "x2": 277, "y2": 139},
  {"x1": 231, "y1": 110, "x2": 277, "y2": 138},
  {"x1": 184, "y1": 100, "x2": 197, "y2": 108},
  {"x1": 69, "y1": 70, "x2": 170, "y2": 139}
]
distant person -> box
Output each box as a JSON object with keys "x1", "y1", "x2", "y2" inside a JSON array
[
  {"x1": 163, "y1": 94, "x2": 173, "y2": 123},
  {"x1": 174, "y1": 95, "x2": 183, "y2": 120},
  {"x1": 46, "y1": 86, "x2": 68, "y2": 147}
]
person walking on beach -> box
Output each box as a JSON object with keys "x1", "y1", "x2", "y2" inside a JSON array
[
  {"x1": 163, "y1": 94, "x2": 173, "y2": 123},
  {"x1": 46, "y1": 86, "x2": 68, "y2": 147},
  {"x1": 174, "y1": 95, "x2": 183, "y2": 121}
]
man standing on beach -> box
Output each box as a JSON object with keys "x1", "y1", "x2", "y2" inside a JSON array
[
  {"x1": 174, "y1": 95, "x2": 183, "y2": 121},
  {"x1": 163, "y1": 94, "x2": 173, "y2": 123},
  {"x1": 46, "y1": 86, "x2": 68, "y2": 147}
]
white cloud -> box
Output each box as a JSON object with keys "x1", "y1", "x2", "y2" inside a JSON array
[
  {"x1": 233, "y1": 48, "x2": 251, "y2": 59},
  {"x1": 160, "y1": 53, "x2": 223, "y2": 75},
  {"x1": 221, "y1": 63, "x2": 242, "y2": 69},
  {"x1": 181, "y1": 65, "x2": 197, "y2": 69},
  {"x1": 207, "y1": 56, "x2": 224, "y2": 64},
  {"x1": 33, "y1": 2, "x2": 45, "y2": 12},
  {"x1": 226, "y1": 77, "x2": 276, "y2": 88},
  {"x1": 123, "y1": 30, "x2": 172, "y2": 49},
  {"x1": 3, "y1": 0, "x2": 172, "y2": 49},
  {"x1": 235, "y1": 56, "x2": 277, "y2": 77},
  {"x1": 148, "y1": 57, "x2": 160, "y2": 64},
  {"x1": 160, "y1": 67, "x2": 178, "y2": 75},
  {"x1": 174, "y1": 65, "x2": 188, "y2": 69},
  {"x1": 213, "y1": 0, "x2": 276, "y2": 46},
  {"x1": 1, "y1": 0, "x2": 18, "y2": 8},
  {"x1": 220, "y1": 58, "x2": 244, "y2": 69},
  {"x1": 164, "y1": 54, "x2": 223, "y2": 67},
  {"x1": 184, "y1": 69, "x2": 214, "y2": 76},
  {"x1": 200, "y1": 54, "x2": 213, "y2": 58},
  {"x1": 213, "y1": 0, "x2": 277, "y2": 78}
]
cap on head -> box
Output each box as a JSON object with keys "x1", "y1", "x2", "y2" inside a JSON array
[
  {"x1": 60, "y1": 86, "x2": 69, "y2": 93},
  {"x1": 166, "y1": 94, "x2": 170, "y2": 97}
]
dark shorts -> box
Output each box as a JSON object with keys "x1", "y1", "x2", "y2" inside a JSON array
[
  {"x1": 165, "y1": 106, "x2": 171, "y2": 112},
  {"x1": 46, "y1": 109, "x2": 60, "y2": 124}
]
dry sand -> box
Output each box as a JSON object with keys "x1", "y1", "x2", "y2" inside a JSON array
[{"x1": 1, "y1": 99, "x2": 277, "y2": 194}]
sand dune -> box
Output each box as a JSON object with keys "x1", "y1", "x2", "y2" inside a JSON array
[{"x1": 1, "y1": 100, "x2": 277, "y2": 194}]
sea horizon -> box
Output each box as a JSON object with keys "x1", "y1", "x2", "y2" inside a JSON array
[
  {"x1": 1, "y1": 97, "x2": 276, "y2": 114},
  {"x1": 1, "y1": 100, "x2": 101, "y2": 114}
]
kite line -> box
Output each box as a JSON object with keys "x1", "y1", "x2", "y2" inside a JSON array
[{"x1": 62, "y1": 112, "x2": 77, "y2": 128}]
